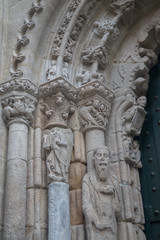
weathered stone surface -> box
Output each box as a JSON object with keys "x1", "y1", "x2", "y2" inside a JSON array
[
  {"x1": 48, "y1": 182, "x2": 71, "y2": 240},
  {"x1": 70, "y1": 189, "x2": 84, "y2": 226},
  {"x1": 68, "y1": 163, "x2": 86, "y2": 191},
  {"x1": 71, "y1": 225, "x2": 85, "y2": 240},
  {"x1": 43, "y1": 127, "x2": 73, "y2": 183},
  {"x1": 73, "y1": 131, "x2": 86, "y2": 163},
  {"x1": 83, "y1": 146, "x2": 121, "y2": 240}
]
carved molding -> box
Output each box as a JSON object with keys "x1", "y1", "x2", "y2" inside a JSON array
[
  {"x1": 77, "y1": 80, "x2": 114, "y2": 101},
  {"x1": 39, "y1": 77, "x2": 77, "y2": 101},
  {"x1": 10, "y1": 0, "x2": 43, "y2": 78},
  {"x1": 1, "y1": 96, "x2": 36, "y2": 125},
  {"x1": 0, "y1": 79, "x2": 38, "y2": 97}
]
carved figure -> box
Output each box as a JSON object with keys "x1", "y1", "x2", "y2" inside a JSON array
[
  {"x1": 62, "y1": 62, "x2": 69, "y2": 79},
  {"x1": 122, "y1": 134, "x2": 132, "y2": 161},
  {"x1": 130, "y1": 140, "x2": 142, "y2": 168},
  {"x1": 82, "y1": 146, "x2": 120, "y2": 240},
  {"x1": 43, "y1": 128, "x2": 73, "y2": 183},
  {"x1": 47, "y1": 60, "x2": 57, "y2": 81},
  {"x1": 76, "y1": 70, "x2": 104, "y2": 86},
  {"x1": 122, "y1": 96, "x2": 146, "y2": 136},
  {"x1": 81, "y1": 46, "x2": 109, "y2": 69},
  {"x1": 2, "y1": 96, "x2": 36, "y2": 124},
  {"x1": 93, "y1": 20, "x2": 119, "y2": 40},
  {"x1": 79, "y1": 99, "x2": 110, "y2": 131}
]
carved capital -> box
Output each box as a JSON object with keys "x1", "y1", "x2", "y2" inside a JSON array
[
  {"x1": 79, "y1": 97, "x2": 111, "y2": 132},
  {"x1": 78, "y1": 81, "x2": 113, "y2": 132},
  {"x1": 43, "y1": 127, "x2": 73, "y2": 183},
  {"x1": 39, "y1": 78, "x2": 76, "y2": 129},
  {"x1": 40, "y1": 92, "x2": 75, "y2": 129},
  {"x1": 2, "y1": 96, "x2": 36, "y2": 125}
]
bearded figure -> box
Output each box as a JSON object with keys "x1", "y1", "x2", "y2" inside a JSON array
[{"x1": 82, "y1": 146, "x2": 121, "y2": 240}]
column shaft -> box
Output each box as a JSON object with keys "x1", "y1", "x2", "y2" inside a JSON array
[
  {"x1": 48, "y1": 182, "x2": 71, "y2": 240},
  {"x1": 4, "y1": 122, "x2": 28, "y2": 240}
]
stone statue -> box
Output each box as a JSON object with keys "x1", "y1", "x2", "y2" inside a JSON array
[
  {"x1": 130, "y1": 140, "x2": 142, "y2": 168},
  {"x1": 47, "y1": 60, "x2": 57, "y2": 81},
  {"x1": 122, "y1": 96, "x2": 147, "y2": 136},
  {"x1": 43, "y1": 127, "x2": 73, "y2": 183},
  {"x1": 82, "y1": 146, "x2": 120, "y2": 240}
]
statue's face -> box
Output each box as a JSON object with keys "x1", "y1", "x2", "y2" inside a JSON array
[
  {"x1": 94, "y1": 147, "x2": 110, "y2": 181},
  {"x1": 137, "y1": 96, "x2": 146, "y2": 107}
]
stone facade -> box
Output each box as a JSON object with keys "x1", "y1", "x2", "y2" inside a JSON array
[{"x1": 0, "y1": 0, "x2": 160, "y2": 239}]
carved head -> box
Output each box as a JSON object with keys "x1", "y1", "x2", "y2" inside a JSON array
[
  {"x1": 93, "y1": 146, "x2": 110, "y2": 181},
  {"x1": 92, "y1": 99, "x2": 100, "y2": 108},
  {"x1": 55, "y1": 92, "x2": 64, "y2": 105},
  {"x1": 137, "y1": 96, "x2": 146, "y2": 108}
]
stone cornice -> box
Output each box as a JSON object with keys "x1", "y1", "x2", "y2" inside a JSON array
[
  {"x1": 39, "y1": 77, "x2": 77, "y2": 101},
  {"x1": 0, "y1": 79, "x2": 38, "y2": 97}
]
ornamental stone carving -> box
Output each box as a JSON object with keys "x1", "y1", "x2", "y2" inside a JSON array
[
  {"x1": 2, "y1": 96, "x2": 36, "y2": 125},
  {"x1": 82, "y1": 146, "x2": 121, "y2": 240},
  {"x1": 0, "y1": 79, "x2": 38, "y2": 97},
  {"x1": 43, "y1": 127, "x2": 73, "y2": 183},
  {"x1": 76, "y1": 71, "x2": 104, "y2": 86},
  {"x1": 40, "y1": 91, "x2": 75, "y2": 129},
  {"x1": 79, "y1": 98, "x2": 111, "y2": 132},
  {"x1": 93, "y1": 19, "x2": 119, "y2": 40},
  {"x1": 81, "y1": 46, "x2": 109, "y2": 70},
  {"x1": 122, "y1": 96, "x2": 147, "y2": 136}
]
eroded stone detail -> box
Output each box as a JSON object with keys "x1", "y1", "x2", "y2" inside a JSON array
[
  {"x1": 2, "y1": 96, "x2": 36, "y2": 125},
  {"x1": 76, "y1": 70, "x2": 104, "y2": 86},
  {"x1": 0, "y1": 79, "x2": 38, "y2": 96},
  {"x1": 10, "y1": 0, "x2": 43, "y2": 78},
  {"x1": 40, "y1": 91, "x2": 75, "y2": 128},
  {"x1": 93, "y1": 19, "x2": 119, "y2": 39},
  {"x1": 43, "y1": 128, "x2": 73, "y2": 183},
  {"x1": 81, "y1": 46, "x2": 109, "y2": 70},
  {"x1": 122, "y1": 96, "x2": 146, "y2": 136},
  {"x1": 79, "y1": 98, "x2": 111, "y2": 132},
  {"x1": 82, "y1": 146, "x2": 121, "y2": 240}
]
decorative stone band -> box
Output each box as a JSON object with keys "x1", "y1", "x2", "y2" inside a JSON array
[
  {"x1": 39, "y1": 77, "x2": 77, "y2": 101},
  {"x1": 77, "y1": 80, "x2": 114, "y2": 101},
  {"x1": 1, "y1": 95, "x2": 36, "y2": 126},
  {"x1": 0, "y1": 79, "x2": 38, "y2": 97}
]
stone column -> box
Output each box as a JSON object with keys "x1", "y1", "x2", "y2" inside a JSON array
[
  {"x1": 39, "y1": 78, "x2": 76, "y2": 240},
  {"x1": 1, "y1": 94, "x2": 36, "y2": 240},
  {"x1": 77, "y1": 80, "x2": 114, "y2": 172}
]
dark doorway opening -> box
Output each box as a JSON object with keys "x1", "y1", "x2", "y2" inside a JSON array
[{"x1": 139, "y1": 57, "x2": 160, "y2": 240}]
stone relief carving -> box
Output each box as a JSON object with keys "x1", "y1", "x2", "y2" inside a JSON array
[
  {"x1": 2, "y1": 96, "x2": 36, "y2": 124},
  {"x1": 109, "y1": 0, "x2": 136, "y2": 25},
  {"x1": 46, "y1": 60, "x2": 57, "y2": 81},
  {"x1": 122, "y1": 96, "x2": 147, "y2": 136},
  {"x1": 76, "y1": 70, "x2": 104, "y2": 86},
  {"x1": 82, "y1": 146, "x2": 121, "y2": 240},
  {"x1": 79, "y1": 98, "x2": 111, "y2": 132},
  {"x1": 0, "y1": 79, "x2": 38, "y2": 96},
  {"x1": 10, "y1": 0, "x2": 43, "y2": 78},
  {"x1": 43, "y1": 127, "x2": 73, "y2": 183},
  {"x1": 39, "y1": 78, "x2": 77, "y2": 100},
  {"x1": 93, "y1": 19, "x2": 119, "y2": 40},
  {"x1": 51, "y1": 0, "x2": 98, "y2": 62},
  {"x1": 81, "y1": 46, "x2": 109, "y2": 70},
  {"x1": 40, "y1": 91, "x2": 75, "y2": 128},
  {"x1": 77, "y1": 80, "x2": 114, "y2": 102}
]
